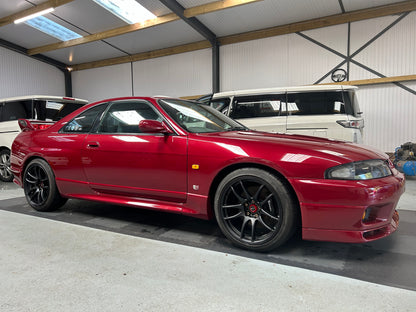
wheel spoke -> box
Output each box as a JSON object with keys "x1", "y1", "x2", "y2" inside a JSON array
[
  {"x1": 222, "y1": 203, "x2": 243, "y2": 210},
  {"x1": 223, "y1": 211, "x2": 244, "y2": 220},
  {"x1": 39, "y1": 188, "x2": 47, "y2": 203},
  {"x1": 260, "y1": 193, "x2": 274, "y2": 206},
  {"x1": 230, "y1": 186, "x2": 245, "y2": 204},
  {"x1": 239, "y1": 180, "x2": 251, "y2": 200},
  {"x1": 253, "y1": 184, "x2": 265, "y2": 202},
  {"x1": 29, "y1": 188, "x2": 39, "y2": 201},
  {"x1": 258, "y1": 215, "x2": 275, "y2": 232},
  {"x1": 239, "y1": 217, "x2": 250, "y2": 239},
  {"x1": 25, "y1": 173, "x2": 37, "y2": 184},
  {"x1": 250, "y1": 218, "x2": 257, "y2": 242},
  {"x1": 260, "y1": 208, "x2": 279, "y2": 221}
]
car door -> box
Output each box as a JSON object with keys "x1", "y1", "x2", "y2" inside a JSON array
[{"x1": 81, "y1": 99, "x2": 187, "y2": 203}]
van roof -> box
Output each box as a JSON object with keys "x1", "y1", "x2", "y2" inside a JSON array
[
  {"x1": 0, "y1": 95, "x2": 88, "y2": 104},
  {"x1": 211, "y1": 85, "x2": 358, "y2": 99}
]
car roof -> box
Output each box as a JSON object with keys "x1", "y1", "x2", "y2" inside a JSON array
[
  {"x1": 0, "y1": 95, "x2": 88, "y2": 104},
  {"x1": 211, "y1": 85, "x2": 358, "y2": 99}
]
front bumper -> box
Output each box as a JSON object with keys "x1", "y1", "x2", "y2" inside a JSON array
[{"x1": 290, "y1": 171, "x2": 405, "y2": 243}]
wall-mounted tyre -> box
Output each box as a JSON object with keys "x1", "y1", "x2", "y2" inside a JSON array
[
  {"x1": 23, "y1": 158, "x2": 67, "y2": 211},
  {"x1": 214, "y1": 168, "x2": 297, "y2": 252},
  {"x1": 0, "y1": 149, "x2": 13, "y2": 182}
]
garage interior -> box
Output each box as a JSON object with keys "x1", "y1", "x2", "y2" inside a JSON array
[{"x1": 1, "y1": 0, "x2": 416, "y2": 310}]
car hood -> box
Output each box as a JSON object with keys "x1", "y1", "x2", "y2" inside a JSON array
[{"x1": 196, "y1": 130, "x2": 387, "y2": 164}]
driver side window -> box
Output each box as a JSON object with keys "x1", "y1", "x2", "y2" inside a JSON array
[{"x1": 98, "y1": 101, "x2": 161, "y2": 134}]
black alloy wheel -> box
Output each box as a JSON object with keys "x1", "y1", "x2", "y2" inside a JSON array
[
  {"x1": 23, "y1": 158, "x2": 67, "y2": 211},
  {"x1": 0, "y1": 149, "x2": 13, "y2": 182},
  {"x1": 214, "y1": 168, "x2": 297, "y2": 252}
]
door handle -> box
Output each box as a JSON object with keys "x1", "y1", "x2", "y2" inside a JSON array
[{"x1": 87, "y1": 141, "x2": 100, "y2": 148}]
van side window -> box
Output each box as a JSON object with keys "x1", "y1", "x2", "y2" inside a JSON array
[
  {"x1": 231, "y1": 95, "x2": 286, "y2": 119},
  {"x1": 286, "y1": 91, "x2": 348, "y2": 115},
  {"x1": 0, "y1": 101, "x2": 32, "y2": 121}
]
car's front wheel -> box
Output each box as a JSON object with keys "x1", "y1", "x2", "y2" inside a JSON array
[
  {"x1": 0, "y1": 149, "x2": 13, "y2": 182},
  {"x1": 214, "y1": 168, "x2": 297, "y2": 252},
  {"x1": 23, "y1": 158, "x2": 67, "y2": 211}
]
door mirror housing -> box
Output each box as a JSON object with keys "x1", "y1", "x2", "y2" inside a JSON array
[{"x1": 139, "y1": 120, "x2": 173, "y2": 134}]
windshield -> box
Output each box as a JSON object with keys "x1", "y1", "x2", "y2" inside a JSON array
[{"x1": 158, "y1": 99, "x2": 246, "y2": 133}]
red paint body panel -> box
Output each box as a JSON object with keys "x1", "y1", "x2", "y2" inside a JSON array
[{"x1": 11, "y1": 97, "x2": 405, "y2": 244}]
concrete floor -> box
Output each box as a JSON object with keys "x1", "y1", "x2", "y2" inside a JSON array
[{"x1": 1, "y1": 178, "x2": 415, "y2": 311}]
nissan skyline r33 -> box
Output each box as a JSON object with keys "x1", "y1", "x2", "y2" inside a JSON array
[{"x1": 10, "y1": 97, "x2": 405, "y2": 251}]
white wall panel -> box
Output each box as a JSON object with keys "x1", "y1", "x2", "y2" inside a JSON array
[
  {"x1": 0, "y1": 47, "x2": 64, "y2": 98},
  {"x1": 132, "y1": 49, "x2": 212, "y2": 97},
  {"x1": 221, "y1": 35, "x2": 290, "y2": 91},
  {"x1": 220, "y1": 32, "x2": 345, "y2": 90},
  {"x1": 72, "y1": 63, "x2": 132, "y2": 103},
  {"x1": 358, "y1": 82, "x2": 416, "y2": 152},
  {"x1": 353, "y1": 13, "x2": 416, "y2": 77}
]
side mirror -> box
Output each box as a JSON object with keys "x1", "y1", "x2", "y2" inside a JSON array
[{"x1": 139, "y1": 120, "x2": 173, "y2": 134}]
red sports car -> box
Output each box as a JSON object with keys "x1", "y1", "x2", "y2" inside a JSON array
[{"x1": 11, "y1": 97, "x2": 405, "y2": 251}]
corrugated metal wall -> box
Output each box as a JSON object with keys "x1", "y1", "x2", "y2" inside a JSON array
[
  {"x1": 70, "y1": 11, "x2": 415, "y2": 152},
  {"x1": 0, "y1": 47, "x2": 65, "y2": 98},
  {"x1": 132, "y1": 49, "x2": 212, "y2": 98},
  {"x1": 72, "y1": 63, "x2": 132, "y2": 103}
]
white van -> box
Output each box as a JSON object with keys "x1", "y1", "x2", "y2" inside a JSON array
[
  {"x1": 200, "y1": 85, "x2": 363, "y2": 143},
  {"x1": 0, "y1": 95, "x2": 88, "y2": 181}
]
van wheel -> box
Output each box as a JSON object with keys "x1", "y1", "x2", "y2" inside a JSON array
[
  {"x1": 0, "y1": 149, "x2": 13, "y2": 182},
  {"x1": 23, "y1": 158, "x2": 67, "y2": 211},
  {"x1": 214, "y1": 168, "x2": 297, "y2": 252}
]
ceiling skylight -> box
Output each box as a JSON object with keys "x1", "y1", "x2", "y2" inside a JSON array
[
  {"x1": 92, "y1": 0, "x2": 156, "y2": 24},
  {"x1": 24, "y1": 16, "x2": 82, "y2": 41}
]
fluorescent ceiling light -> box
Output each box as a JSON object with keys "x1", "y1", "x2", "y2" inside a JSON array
[
  {"x1": 93, "y1": 0, "x2": 156, "y2": 24},
  {"x1": 14, "y1": 7, "x2": 55, "y2": 24},
  {"x1": 24, "y1": 16, "x2": 82, "y2": 41}
]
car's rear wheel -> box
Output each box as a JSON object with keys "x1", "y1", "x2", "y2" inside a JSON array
[
  {"x1": 214, "y1": 168, "x2": 297, "y2": 252},
  {"x1": 23, "y1": 158, "x2": 67, "y2": 211},
  {"x1": 0, "y1": 149, "x2": 13, "y2": 182}
]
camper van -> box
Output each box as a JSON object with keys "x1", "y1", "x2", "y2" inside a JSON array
[
  {"x1": 199, "y1": 85, "x2": 364, "y2": 143},
  {"x1": 0, "y1": 95, "x2": 88, "y2": 181}
]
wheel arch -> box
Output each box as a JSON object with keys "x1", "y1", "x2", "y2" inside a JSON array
[{"x1": 207, "y1": 162, "x2": 301, "y2": 225}]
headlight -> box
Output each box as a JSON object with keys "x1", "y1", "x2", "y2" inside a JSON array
[{"x1": 325, "y1": 160, "x2": 392, "y2": 180}]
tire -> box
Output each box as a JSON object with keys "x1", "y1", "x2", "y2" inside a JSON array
[
  {"x1": 214, "y1": 168, "x2": 297, "y2": 252},
  {"x1": 0, "y1": 149, "x2": 13, "y2": 182},
  {"x1": 23, "y1": 158, "x2": 67, "y2": 211}
]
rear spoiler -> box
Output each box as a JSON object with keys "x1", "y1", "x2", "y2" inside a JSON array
[{"x1": 18, "y1": 119, "x2": 55, "y2": 132}]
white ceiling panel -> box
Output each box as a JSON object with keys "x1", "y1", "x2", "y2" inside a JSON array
[
  {"x1": 138, "y1": 0, "x2": 173, "y2": 16},
  {"x1": 0, "y1": 0, "x2": 33, "y2": 16},
  {"x1": 105, "y1": 20, "x2": 205, "y2": 54},
  {"x1": 342, "y1": 0, "x2": 405, "y2": 11},
  {"x1": 53, "y1": 0, "x2": 127, "y2": 34},
  {"x1": 196, "y1": 0, "x2": 343, "y2": 37},
  {"x1": 41, "y1": 41, "x2": 128, "y2": 64}
]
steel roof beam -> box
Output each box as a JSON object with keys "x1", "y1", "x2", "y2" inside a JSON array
[{"x1": 158, "y1": 0, "x2": 218, "y2": 46}]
